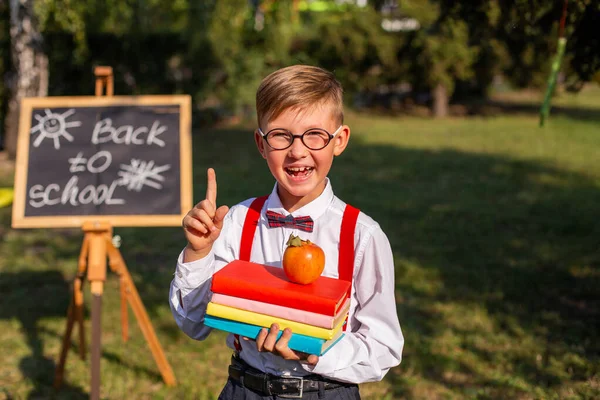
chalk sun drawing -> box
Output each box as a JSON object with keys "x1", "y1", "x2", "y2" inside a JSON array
[
  {"x1": 30, "y1": 109, "x2": 82, "y2": 150},
  {"x1": 118, "y1": 159, "x2": 171, "y2": 192}
]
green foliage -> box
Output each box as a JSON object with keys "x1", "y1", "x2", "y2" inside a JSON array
[
  {"x1": 566, "y1": 0, "x2": 600, "y2": 87},
  {"x1": 34, "y1": 0, "x2": 190, "y2": 63},
  {"x1": 199, "y1": 1, "x2": 400, "y2": 115},
  {"x1": 414, "y1": 18, "x2": 477, "y2": 94},
  {"x1": 261, "y1": 2, "x2": 298, "y2": 66},
  {"x1": 439, "y1": 1, "x2": 509, "y2": 96},
  {"x1": 496, "y1": 0, "x2": 558, "y2": 88},
  {"x1": 296, "y1": 6, "x2": 399, "y2": 93},
  {"x1": 0, "y1": 0, "x2": 597, "y2": 123},
  {"x1": 394, "y1": 0, "x2": 495, "y2": 103},
  {"x1": 207, "y1": 0, "x2": 252, "y2": 64},
  {"x1": 496, "y1": 0, "x2": 599, "y2": 90},
  {"x1": 395, "y1": 0, "x2": 439, "y2": 26},
  {"x1": 34, "y1": 0, "x2": 89, "y2": 61},
  {"x1": 203, "y1": 0, "x2": 282, "y2": 115}
]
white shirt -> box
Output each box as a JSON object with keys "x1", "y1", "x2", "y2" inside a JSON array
[{"x1": 169, "y1": 179, "x2": 403, "y2": 384}]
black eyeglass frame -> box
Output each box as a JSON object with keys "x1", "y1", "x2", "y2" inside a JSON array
[{"x1": 257, "y1": 125, "x2": 343, "y2": 151}]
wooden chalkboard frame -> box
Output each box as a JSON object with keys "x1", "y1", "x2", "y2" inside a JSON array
[{"x1": 12, "y1": 95, "x2": 193, "y2": 228}]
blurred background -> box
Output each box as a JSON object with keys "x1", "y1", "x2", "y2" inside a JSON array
[{"x1": 0, "y1": 1, "x2": 599, "y2": 399}]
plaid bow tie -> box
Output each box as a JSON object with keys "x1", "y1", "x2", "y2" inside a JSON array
[{"x1": 266, "y1": 210, "x2": 314, "y2": 232}]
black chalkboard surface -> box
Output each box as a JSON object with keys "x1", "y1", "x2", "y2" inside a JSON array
[{"x1": 12, "y1": 96, "x2": 192, "y2": 228}]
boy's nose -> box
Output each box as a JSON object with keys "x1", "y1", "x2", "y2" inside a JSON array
[{"x1": 288, "y1": 137, "x2": 309, "y2": 158}]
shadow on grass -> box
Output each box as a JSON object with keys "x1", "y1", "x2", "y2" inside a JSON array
[
  {"x1": 329, "y1": 136, "x2": 599, "y2": 398},
  {"x1": 0, "y1": 270, "x2": 87, "y2": 399},
  {"x1": 119, "y1": 126, "x2": 599, "y2": 396},
  {"x1": 2, "y1": 125, "x2": 599, "y2": 398},
  {"x1": 125, "y1": 127, "x2": 598, "y2": 396}
]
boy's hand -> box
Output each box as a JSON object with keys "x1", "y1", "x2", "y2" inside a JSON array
[
  {"x1": 182, "y1": 168, "x2": 229, "y2": 262},
  {"x1": 255, "y1": 324, "x2": 319, "y2": 366}
]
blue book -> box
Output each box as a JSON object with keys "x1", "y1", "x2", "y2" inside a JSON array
[{"x1": 204, "y1": 315, "x2": 344, "y2": 356}]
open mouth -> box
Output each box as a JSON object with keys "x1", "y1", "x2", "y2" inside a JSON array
[{"x1": 285, "y1": 166, "x2": 314, "y2": 178}]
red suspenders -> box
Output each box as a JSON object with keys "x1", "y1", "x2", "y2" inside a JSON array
[
  {"x1": 234, "y1": 196, "x2": 359, "y2": 348},
  {"x1": 239, "y1": 196, "x2": 269, "y2": 262},
  {"x1": 338, "y1": 205, "x2": 360, "y2": 282},
  {"x1": 337, "y1": 205, "x2": 360, "y2": 331}
]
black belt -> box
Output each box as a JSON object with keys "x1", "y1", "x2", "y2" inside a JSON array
[{"x1": 228, "y1": 355, "x2": 356, "y2": 398}]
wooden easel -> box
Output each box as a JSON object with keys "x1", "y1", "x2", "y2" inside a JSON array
[{"x1": 53, "y1": 67, "x2": 176, "y2": 400}]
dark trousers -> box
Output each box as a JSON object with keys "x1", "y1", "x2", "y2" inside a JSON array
[{"x1": 217, "y1": 377, "x2": 361, "y2": 400}]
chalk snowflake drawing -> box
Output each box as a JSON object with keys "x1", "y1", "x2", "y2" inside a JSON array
[
  {"x1": 118, "y1": 159, "x2": 171, "y2": 192},
  {"x1": 30, "y1": 109, "x2": 82, "y2": 150}
]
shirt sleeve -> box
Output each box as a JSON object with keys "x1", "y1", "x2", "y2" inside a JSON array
[
  {"x1": 301, "y1": 225, "x2": 404, "y2": 383},
  {"x1": 168, "y1": 208, "x2": 238, "y2": 341}
]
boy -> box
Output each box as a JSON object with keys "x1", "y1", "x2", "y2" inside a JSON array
[{"x1": 170, "y1": 65, "x2": 403, "y2": 399}]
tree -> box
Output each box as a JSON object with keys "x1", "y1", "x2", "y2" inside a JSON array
[
  {"x1": 297, "y1": 4, "x2": 399, "y2": 95},
  {"x1": 1, "y1": 0, "x2": 193, "y2": 154},
  {"x1": 437, "y1": 1, "x2": 508, "y2": 98},
  {"x1": 398, "y1": 0, "x2": 598, "y2": 117},
  {"x1": 0, "y1": 3, "x2": 11, "y2": 151},
  {"x1": 204, "y1": 0, "x2": 272, "y2": 116},
  {"x1": 399, "y1": 0, "x2": 477, "y2": 117},
  {"x1": 4, "y1": 0, "x2": 48, "y2": 159},
  {"x1": 414, "y1": 18, "x2": 476, "y2": 117}
]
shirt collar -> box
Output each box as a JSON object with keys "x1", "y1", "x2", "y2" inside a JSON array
[{"x1": 266, "y1": 178, "x2": 334, "y2": 222}]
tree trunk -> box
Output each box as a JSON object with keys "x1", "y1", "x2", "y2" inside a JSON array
[
  {"x1": 4, "y1": 0, "x2": 48, "y2": 159},
  {"x1": 432, "y1": 82, "x2": 449, "y2": 118}
]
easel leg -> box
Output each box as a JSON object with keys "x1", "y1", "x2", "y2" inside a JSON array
[
  {"x1": 107, "y1": 241, "x2": 176, "y2": 386},
  {"x1": 54, "y1": 236, "x2": 89, "y2": 389},
  {"x1": 123, "y1": 270, "x2": 176, "y2": 386},
  {"x1": 76, "y1": 235, "x2": 90, "y2": 360},
  {"x1": 120, "y1": 277, "x2": 129, "y2": 342},
  {"x1": 90, "y1": 282, "x2": 103, "y2": 400},
  {"x1": 87, "y1": 230, "x2": 107, "y2": 400},
  {"x1": 74, "y1": 278, "x2": 86, "y2": 359},
  {"x1": 53, "y1": 284, "x2": 77, "y2": 389}
]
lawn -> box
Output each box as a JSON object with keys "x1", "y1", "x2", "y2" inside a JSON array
[{"x1": 0, "y1": 86, "x2": 599, "y2": 399}]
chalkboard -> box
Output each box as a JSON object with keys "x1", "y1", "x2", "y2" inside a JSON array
[{"x1": 12, "y1": 96, "x2": 192, "y2": 228}]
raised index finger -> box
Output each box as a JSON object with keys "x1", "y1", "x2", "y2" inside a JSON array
[{"x1": 206, "y1": 168, "x2": 217, "y2": 205}]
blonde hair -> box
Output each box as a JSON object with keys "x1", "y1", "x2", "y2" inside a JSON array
[{"x1": 256, "y1": 65, "x2": 344, "y2": 127}]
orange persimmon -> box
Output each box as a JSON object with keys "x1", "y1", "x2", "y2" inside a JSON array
[{"x1": 282, "y1": 234, "x2": 325, "y2": 285}]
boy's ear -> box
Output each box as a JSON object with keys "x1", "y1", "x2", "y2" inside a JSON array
[
  {"x1": 333, "y1": 125, "x2": 351, "y2": 156},
  {"x1": 254, "y1": 130, "x2": 267, "y2": 159}
]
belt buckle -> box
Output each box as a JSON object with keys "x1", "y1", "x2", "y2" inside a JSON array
[{"x1": 279, "y1": 376, "x2": 303, "y2": 398}]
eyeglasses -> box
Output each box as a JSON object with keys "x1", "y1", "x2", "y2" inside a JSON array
[{"x1": 258, "y1": 125, "x2": 343, "y2": 151}]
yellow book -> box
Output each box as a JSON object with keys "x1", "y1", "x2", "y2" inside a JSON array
[{"x1": 206, "y1": 302, "x2": 346, "y2": 340}]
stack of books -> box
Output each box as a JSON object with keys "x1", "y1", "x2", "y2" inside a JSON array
[{"x1": 204, "y1": 260, "x2": 351, "y2": 356}]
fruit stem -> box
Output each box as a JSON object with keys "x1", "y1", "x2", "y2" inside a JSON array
[{"x1": 286, "y1": 233, "x2": 310, "y2": 247}]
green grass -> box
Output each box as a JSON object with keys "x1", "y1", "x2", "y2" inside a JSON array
[{"x1": 1, "y1": 87, "x2": 599, "y2": 399}]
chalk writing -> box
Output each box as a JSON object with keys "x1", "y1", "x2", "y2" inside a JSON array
[
  {"x1": 23, "y1": 103, "x2": 183, "y2": 218},
  {"x1": 118, "y1": 159, "x2": 171, "y2": 192},
  {"x1": 68, "y1": 151, "x2": 112, "y2": 174},
  {"x1": 29, "y1": 176, "x2": 125, "y2": 208},
  {"x1": 30, "y1": 109, "x2": 81, "y2": 149},
  {"x1": 92, "y1": 118, "x2": 167, "y2": 147}
]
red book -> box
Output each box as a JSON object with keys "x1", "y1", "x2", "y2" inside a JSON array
[{"x1": 210, "y1": 260, "x2": 351, "y2": 316}]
